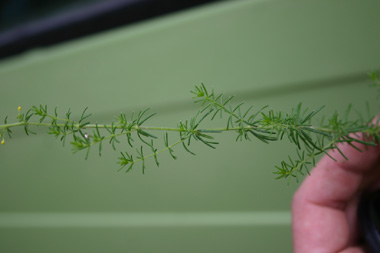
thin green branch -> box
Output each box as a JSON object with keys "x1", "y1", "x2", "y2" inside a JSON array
[{"x1": 0, "y1": 73, "x2": 379, "y2": 182}]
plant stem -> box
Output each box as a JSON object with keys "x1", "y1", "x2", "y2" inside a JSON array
[{"x1": 0, "y1": 121, "x2": 365, "y2": 136}]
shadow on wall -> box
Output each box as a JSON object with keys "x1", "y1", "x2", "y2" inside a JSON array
[{"x1": 98, "y1": 71, "x2": 371, "y2": 117}]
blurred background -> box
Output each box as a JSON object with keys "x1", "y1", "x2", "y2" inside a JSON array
[
  {"x1": 0, "y1": 0, "x2": 221, "y2": 59},
  {"x1": 0, "y1": 0, "x2": 379, "y2": 252}
]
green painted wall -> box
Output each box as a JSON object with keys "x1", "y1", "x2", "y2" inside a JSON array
[{"x1": 0, "y1": 0, "x2": 379, "y2": 252}]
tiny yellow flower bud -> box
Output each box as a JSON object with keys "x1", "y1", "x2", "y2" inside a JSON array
[
  {"x1": 1, "y1": 139, "x2": 4, "y2": 145},
  {"x1": 18, "y1": 106, "x2": 22, "y2": 112}
]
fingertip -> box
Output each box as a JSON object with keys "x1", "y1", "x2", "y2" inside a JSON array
[{"x1": 332, "y1": 140, "x2": 380, "y2": 173}]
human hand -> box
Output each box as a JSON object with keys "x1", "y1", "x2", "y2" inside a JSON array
[{"x1": 292, "y1": 137, "x2": 380, "y2": 253}]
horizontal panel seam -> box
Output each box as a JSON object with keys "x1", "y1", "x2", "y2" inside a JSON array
[{"x1": 0, "y1": 211, "x2": 291, "y2": 227}]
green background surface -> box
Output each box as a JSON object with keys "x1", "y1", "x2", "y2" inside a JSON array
[{"x1": 0, "y1": 0, "x2": 380, "y2": 252}]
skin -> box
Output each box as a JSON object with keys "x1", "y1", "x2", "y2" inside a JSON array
[{"x1": 292, "y1": 136, "x2": 380, "y2": 253}]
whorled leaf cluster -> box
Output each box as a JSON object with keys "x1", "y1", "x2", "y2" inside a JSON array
[{"x1": 0, "y1": 71, "x2": 379, "y2": 182}]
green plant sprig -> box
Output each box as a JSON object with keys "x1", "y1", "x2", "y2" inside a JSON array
[{"x1": 1, "y1": 73, "x2": 379, "y2": 182}]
